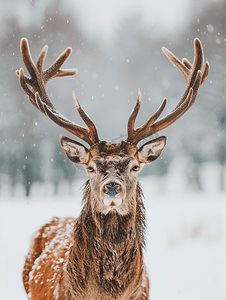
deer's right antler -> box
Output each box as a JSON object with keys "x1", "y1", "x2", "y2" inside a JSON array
[
  {"x1": 16, "y1": 38, "x2": 100, "y2": 146},
  {"x1": 126, "y1": 38, "x2": 209, "y2": 145}
]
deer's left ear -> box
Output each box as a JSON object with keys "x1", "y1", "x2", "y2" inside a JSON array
[
  {"x1": 137, "y1": 136, "x2": 166, "y2": 164},
  {"x1": 60, "y1": 136, "x2": 90, "y2": 165}
]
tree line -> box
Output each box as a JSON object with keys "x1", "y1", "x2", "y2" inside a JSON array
[{"x1": 0, "y1": 0, "x2": 225, "y2": 196}]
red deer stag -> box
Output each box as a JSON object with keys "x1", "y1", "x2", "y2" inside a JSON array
[{"x1": 17, "y1": 38, "x2": 209, "y2": 300}]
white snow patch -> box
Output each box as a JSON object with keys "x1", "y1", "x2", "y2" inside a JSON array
[{"x1": 0, "y1": 189, "x2": 226, "y2": 300}]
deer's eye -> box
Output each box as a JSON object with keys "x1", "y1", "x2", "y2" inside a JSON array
[
  {"x1": 132, "y1": 165, "x2": 139, "y2": 172},
  {"x1": 87, "y1": 166, "x2": 95, "y2": 173}
]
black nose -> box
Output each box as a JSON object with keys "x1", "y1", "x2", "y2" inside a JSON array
[{"x1": 104, "y1": 182, "x2": 120, "y2": 197}]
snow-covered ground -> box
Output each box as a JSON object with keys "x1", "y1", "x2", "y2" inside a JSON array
[{"x1": 0, "y1": 178, "x2": 226, "y2": 300}]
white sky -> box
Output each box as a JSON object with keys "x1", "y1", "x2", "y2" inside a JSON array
[
  {"x1": 1, "y1": 0, "x2": 219, "y2": 45},
  {"x1": 73, "y1": 0, "x2": 191, "y2": 43}
]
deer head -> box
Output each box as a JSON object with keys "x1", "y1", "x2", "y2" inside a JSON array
[{"x1": 16, "y1": 38, "x2": 209, "y2": 221}]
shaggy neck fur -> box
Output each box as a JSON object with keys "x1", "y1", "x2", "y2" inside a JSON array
[{"x1": 64, "y1": 180, "x2": 146, "y2": 299}]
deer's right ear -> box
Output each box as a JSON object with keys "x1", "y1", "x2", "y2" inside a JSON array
[{"x1": 60, "y1": 137, "x2": 90, "y2": 165}]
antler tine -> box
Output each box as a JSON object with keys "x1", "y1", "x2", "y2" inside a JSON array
[
  {"x1": 126, "y1": 89, "x2": 167, "y2": 144},
  {"x1": 36, "y1": 45, "x2": 48, "y2": 73},
  {"x1": 16, "y1": 38, "x2": 100, "y2": 146},
  {"x1": 131, "y1": 97, "x2": 167, "y2": 144},
  {"x1": 44, "y1": 47, "x2": 77, "y2": 82},
  {"x1": 126, "y1": 38, "x2": 209, "y2": 145},
  {"x1": 20, "y1": 38, "x2": 37, "y2": 82},
  {"x1": 127, "y1": 89, "x2": 142, "y2": 142},
  {"x1": 72, "y1": 91, "x2": 99, "y2": 144},
  {"x1": 18, "y1": 68, "x2": 36, "y2": 102},
  {"x1": 182, "y1": 56, "x2": 209, "y2": 85},
  {"x1": 201, "y1": 62, "x2": 210, "y2": 85},
  {"x1": 182, "y1": 58, "x2": 192, "y2": 70}
]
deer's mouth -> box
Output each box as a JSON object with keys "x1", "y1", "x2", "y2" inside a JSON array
[{"x1": 103, "y1": 197, "x2": 123, "y2": 208}]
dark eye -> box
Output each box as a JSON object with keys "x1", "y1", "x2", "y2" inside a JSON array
[
  {"x1": 132, "y1": 165, "x2": 139, "y2": 172},
  {"x1": 87, "y1": 166, "x2": 95, "y2": 173}
]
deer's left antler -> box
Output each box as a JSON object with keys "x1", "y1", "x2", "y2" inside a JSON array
[{"x1": 126, "y1": 38, "x2": 209, "y2": 145}]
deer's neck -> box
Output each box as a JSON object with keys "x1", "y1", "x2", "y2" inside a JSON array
[{"x1": 65, "y1": 182, "x2": 146, "y2": 299}]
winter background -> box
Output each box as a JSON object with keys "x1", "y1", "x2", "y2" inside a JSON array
[{"x1": 0, "y1": 0, "x2": 226, "y2": 299}]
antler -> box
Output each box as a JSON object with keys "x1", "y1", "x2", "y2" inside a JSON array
[
  {"x1": 127, "y1": 38, "x2": 209, "y2": 145},
  {"x1": 16, "y1": 38, "x2": 100, "y2": 146}
]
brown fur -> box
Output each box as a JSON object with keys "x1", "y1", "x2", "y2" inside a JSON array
[
  {"x1": 23, "y1": 181, "x2": 149, "y2": 300},
  {"x1": 22, "y1": 140, "x2": 165, "y2": 300}
]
